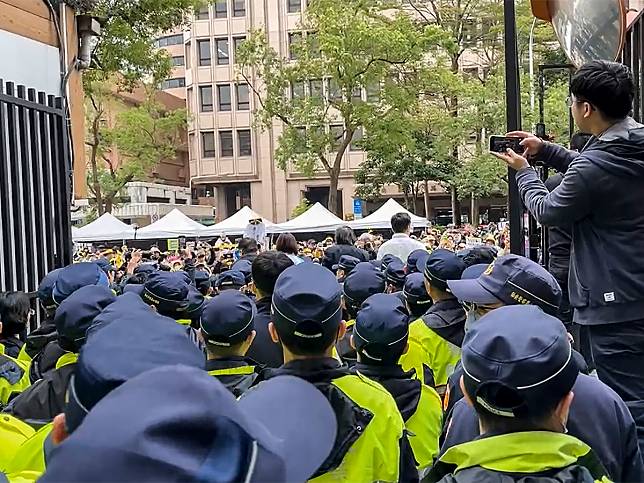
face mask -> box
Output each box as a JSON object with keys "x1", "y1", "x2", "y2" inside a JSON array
[{"x1": 465, "y1": 310, "x2": 480, "y2": 333}]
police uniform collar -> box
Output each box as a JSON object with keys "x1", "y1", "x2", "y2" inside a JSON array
[
  {"x1": 352, "y1": 362, "x2": 415, "y2": 381},
  {"x1": 269, "y1": 358, "x2": 349, "y2": 384}
]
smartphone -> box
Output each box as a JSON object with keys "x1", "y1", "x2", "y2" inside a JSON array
[{"x1": 489, "y1": 135, "x2": 522, "y2": 153}]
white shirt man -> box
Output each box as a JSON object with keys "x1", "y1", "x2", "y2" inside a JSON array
[{"x1": 377, "y1": 212, "x2": 426, "y2": 262}]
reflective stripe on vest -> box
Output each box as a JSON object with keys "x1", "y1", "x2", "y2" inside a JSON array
[
  {"x1": 399, "y1": 318, "x2": 461, "y2": 388},
  {"x1": 176, "y1": 319, "x2": 192, "y2": 327},
  {"x1": 406, "y1": 384, "x2": 443, "y2": 476},
  {"x1": 310, "y1": 373, "x2": 404, "y2": 483},
  {"x1": 208, "y1": 366, "x2": 255, "y2": 377},
  {"x1": 55, "y1": 352, "x2": 79, "y2": 370}
]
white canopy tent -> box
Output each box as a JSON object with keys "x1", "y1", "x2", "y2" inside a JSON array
[
  {"x1": 136, "y1": 209, "x2": 207, "y2": 239},
  {"x1": 272, "y1": 203, "x2": 345, "y2": 234},
  {"x1": 201, "y1": 206, "x2": 275, "y2": 237},
  {"x1": 349, "y1": 198, "x2": 429, "y2": 231},
  {"x1": 72, "y1": 213, "x2": 136, "y2": 242}
]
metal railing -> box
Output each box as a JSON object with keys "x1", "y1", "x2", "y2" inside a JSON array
[{"x1": 0, "y1": 81, "x2": 72, "y2": 310}]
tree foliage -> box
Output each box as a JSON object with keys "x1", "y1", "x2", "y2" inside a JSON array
[{"x1": 236, "y1": 0, "x2": 449, "y2": 215}]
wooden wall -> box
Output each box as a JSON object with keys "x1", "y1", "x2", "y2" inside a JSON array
[{"x1": 0, "y1": 0, "x2": 87, "y2": 197}]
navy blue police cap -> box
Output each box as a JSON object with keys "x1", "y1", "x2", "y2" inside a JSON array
[
  {"x1": 231, "y1": 259, "x2": 253, "y2": 284},
  {"x1": 385, "y1": 260, "x2": 406, "y2": 287},
  {"x1": 461, "y1": 263, "x2": 489, "y2": 281},
  {"x1": 369, "y1": 259, "x2": 383, "y2": 270},
  {"x1": 461, "y1": 305, "x2": 578, "y2": 419},
  {"x1": 332, "y1": 255, "x2": 361, "y2": 274},
  {"x1": 403, "y1": 273, "x2": 433, "y2": 317},
  {"x1": 447, "y1": 255, "x2": 562, "y2": 315},
  {"x1": 272, "y1": 263, "x2": 342, "y2": 349},
  {"x1": 94, "y1": 258, "x2": 115, "y2": 274},
  {"x1": 37, "y1": 269, "x2": 62, "y2": 311},
  {"x1": 185, "y1": 286, "x2": 206, "y2": 320},
  {"x1": 54, "y1": 285, "x2": 116, "y2": 353},
  {"x1": 406, "y1": 249, "x2": 429, "y2": 274},
  {"x1": 422, "y1": 249, "x2": 466, "y2": 292},
  {"x1": 343, "y1": 262, "x2": 386, "y2": 311},
  {"x1": 133, "y1": 262, "x2": 157, "y2": 275},
  {"x1": 381, "y1": 254, "x2": 403, "y2": 272},
  {"x1": 138, "y1": 271, "x2": 190, "y2": 318},
  {"x1": 194, "y1": 270, "x2": 212, "y2": 294},
  {"x1": 52, "y1": 263, "x2": 110, "y2": 305},
  {"x1": 201, "y1": 291, "x2": 256, "y2": 347},
  {"x1": 354, "y1": 294, "x2": 409, "y2": 365},
  {"x1": 64, "y1": 302, "x2": 205, "y2": 434},
  {"x1": 215, "y1": 270, "x2": 246, "y2": 290},
  {"x1": 44, "y1": 367, "x2": 337, "y2": 483}
]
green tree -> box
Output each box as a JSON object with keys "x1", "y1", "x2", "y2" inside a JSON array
[
  {"x1": 86, "y1": 85, "x2": 187, "y2": 214},
  {"x1": 236, "y1": 0, "x2": 448, "y2": 215},
  {"x1": 81, "y1": 0, "x2": 203, "y2": 214},
  {"x1": 290, "y1": 198, "x2": 311, "y2": 218}
]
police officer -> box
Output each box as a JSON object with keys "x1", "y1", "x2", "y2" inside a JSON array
[
  {"x1": 380, "y1": 253, "x2": 403, "y2": 273},
  {"x1": 351, "y1": 294, "x2": 442, "y2": 477},
  {"x1": 385, "y1": 260, "x2": 407, "y2": 294},
  {"x1": 193, "y1": 270, "x2": 212, "y2": 298},
  {"x1": 4, "y1": 293, "x2": 205, "y2": 480},
  {"x1": 441, "y1": 259, "x2": 644, "y2": 481},
  {"x1": 261, "y1": 263, "x2": 416, "y2": 483},
  {"x1": 333, "y1": 255, "x2": 361, "y2": 282},
  {"x1": 406, "y1": 249, "x2": 429, "y2": 275},
  {"x1": 51, "y1": 263, "x2": 110, "y2": 306},
  {"x1": 40, "y1": 368, "x2": 337, "y2": 483},
  {"x1": 427, "y1": 306, "x2": 611, "y2": 482},
  {"x1": 0, "y1": 413, "x2": 35, "y2": 469},
  {"x1": 399, "y1": 249, "x2": 466, "y2": 392},
  {"x1": 403, "y1": 273, "x2": 433, "y2": 319},
  {"x1": 214, "y1": 270, "x2": 246, "y2": 293},
  {"x1": 4, "y1": 286, "x2": 116, "y2": 424},
  {"x1": 0, "y1": 292, "x2": 31, "y2": 359},
  {"x1": 200, "y1": 291, "x2": 261, "y2": 397},
  {"x1": 337, "y1": 262, "x2": 386, "y2": 367}
]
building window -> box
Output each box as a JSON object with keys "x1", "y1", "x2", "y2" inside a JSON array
[
  {"x1": 291, "y1": 80, "x2": 305, "y2": 99},
  {"x1": 288, "y1": 32, "x2": 302, "y2": 60},
  {"x1": 238, "y1": 129, "x2": 252, "y2": 156},
  {"x1": 198, "y1": 39, "x2": 211, "y2": 66},
  {"x1": 217, "y1": 84, "x2": 232, "y2": 111},
  {"x1": 328, "y1": 78, "x2": 342, "y2": 102},
  {"x1": 294, "y1": 127, "x2": 307, "y2": 153},
  {"x1": 202, "y1": 132, "x2": 216, "y2": 158},
  {"x1": 330, "y1": 124, "x2": 344, "y2": 151},
  {"x1": 215, "y1": 38, "x2": 229, "y2": 65},
  {"x1": 220, "y1": 130, "x2": 234, "y2": 157},
  {"x1": 308, "y1": 32, "x2": 320, "y2": 58},
  {"x1": 308, "y1": 79, "x2": 323, "y2": 99},
  {"x1": 236, "y1": 83, "x2": 250, "y2": 110},
  {"x1": 214, "y1": 0, "x2": 227, "y2": 18},
  {"x1": 233, "y1": 0, "x2": 246, "y2": 17},
  {"x1": 160, "y1": 78, "x2": 186, "y2": 89},
  {"x1": 155, "y1": 34, "x2": 183, "y2": 48},
  {"x1": 200, "y1": 86, "x2": 214, "y2": 112},
  {"x1": 185, "y1": 42, "x2": 192, "y2": 68},
  {"x1": 187, "y1": 87, "x2": 194, "y2": 109},
  {"x1": 171, "y1": 56, "x2": 185, "y2": 67},
  {"x1": 196, "y1": 6, "x2": 209, "y2": 19},
  {"x1": 233, "y1": 36, "x2": 246, "y2": 62},
  {"x1": 287, "y1": 0, "x2": 301, "y2": 13},
  {"x1": 350, "y1": 127, "x2": 363, "y2": 151},
  {"x1": 366, "y1": 81, "x2": 380, "y2": 103}
]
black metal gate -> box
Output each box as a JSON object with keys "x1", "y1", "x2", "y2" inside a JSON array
[
  {"x1": 0, "y1": 80, "x2": 72, "y2": 298},
  {"x1": 619, "y1": 9, "x2": 644, "y2": 123}
]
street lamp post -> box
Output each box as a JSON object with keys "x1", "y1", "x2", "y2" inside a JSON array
[{"x1": 503, "y1": 0, "x2": 525, "y2": 256}]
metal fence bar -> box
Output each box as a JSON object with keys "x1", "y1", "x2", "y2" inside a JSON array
[{"x1": 0, "y1": 81, "x2": 71, "y2": 296}]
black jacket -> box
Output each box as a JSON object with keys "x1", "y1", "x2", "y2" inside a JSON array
[
  {"x1": 245, "y1": 298, "x2": 283, "y2": 368},
  {"x1": 422, "y1": 298, "x2": 466, "y2": 348},
  {"x1": 29, "y1": 341, "x2": 67, "y2": 384},
  {"x1": 321, "y1": 245, "x2": 369, "y2": 272},
  {"x1": 206, "y1": 356, "x2": 261, "y2": 398},
  {"x1": 517, "y1": 118, "x2": 644, "y2": 325},
  {"x1": 3, "y1": 363, "x2": 75, "y2": 426},
  {"x1": 441, "y1": 373, "x2": 644, "y2": 483},
  {"x1": 0, "y1": 337, "x2": 23, "y2": 359},
  {"x1": 261, "y1": 358, "x2": 418, "y2": 482},
  {"x1": 23, "y1": 322, "x2": 58, "y2": 360}
]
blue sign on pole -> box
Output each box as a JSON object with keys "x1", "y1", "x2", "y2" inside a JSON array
[{"x1": 353, "y1": 199, "x2": 363, "y2": 219}]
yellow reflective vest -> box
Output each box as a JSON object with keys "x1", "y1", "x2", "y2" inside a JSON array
[
  {"x1": 0, "y1": 347, "x2": 31, "y2": 405},
  {"x1": 2, "y1": 423, "x2": 51, "y2": 479},
  {"x1": 0, "y1": 414, "x2": 35, "y2": 470}
]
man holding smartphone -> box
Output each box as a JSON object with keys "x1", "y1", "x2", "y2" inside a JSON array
[{"x1": 493, "y1": 60, "x2": 644, "y2": 451}]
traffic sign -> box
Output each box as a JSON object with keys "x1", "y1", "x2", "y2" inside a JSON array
[{"x1": 353, "y1": 199, "x2": 363, "y2": 220}]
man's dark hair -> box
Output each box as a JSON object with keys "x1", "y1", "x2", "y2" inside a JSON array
[
  {"x1": 238, "y1": 238, "x2": 258, "y2": 255},
  {"x1": 570, "y1": 60, "x2": 634, "y2": 120},
  {"x1": 462, "y1": 247, "x2": 496, "y2": 268},
  {"x1": 391, "y1": 212, "x2": 412, "y2": 234},
  {"x1": 251, "y1": 251, "x2": 293, "y2": 296},
  {"x1": 276, "y1": 233, "x2": 299, "y2": 255},
  {"x1": 334, "y1": 226, "x2": 357, "y2": 246},
  {"x1": 0, "y1": 291, "x2": 30, "y2": 336}
]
